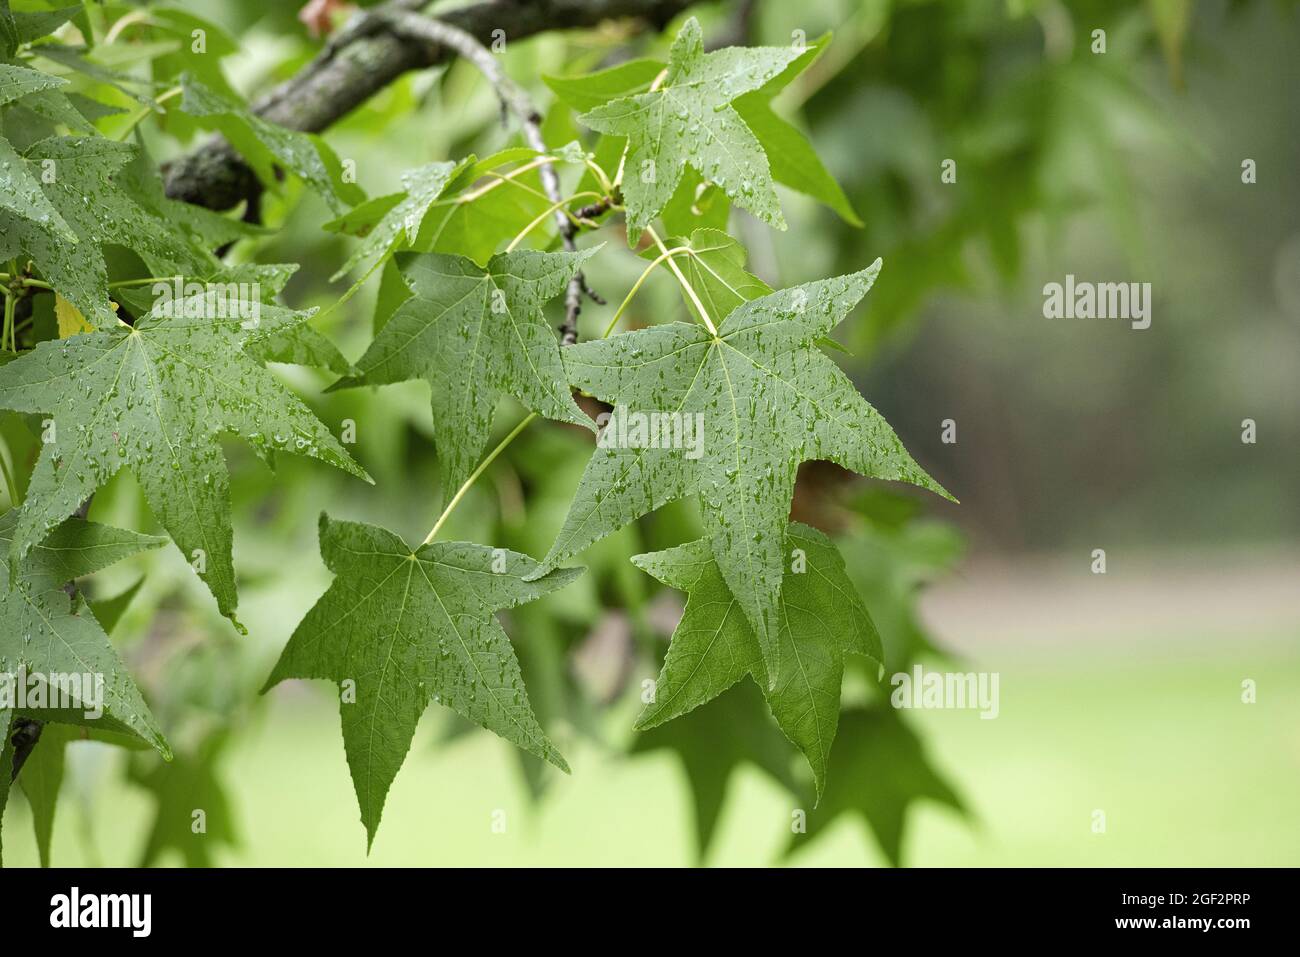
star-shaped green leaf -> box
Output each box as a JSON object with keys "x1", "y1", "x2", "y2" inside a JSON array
[
  {"x1": 535, "y1": 262, "x2": 949, "y2": 681},
  {"x1": 262, "y1": 513, "x2": 581, "y2": 848},
  {"x1": 785, "y1": 706, "x2": 965, "y2": 866},
  {"x1": 330, "y1": 248, "x2": 596, "y2": 499},
  {"x1": 553, "y1": 35, "x2": 857, "y2": 228},
  {"x1": 0, "y1": 509, "x2": 169, "y2": 755},
  {"x1": 634, "y1": 522, "x2": 880, "y2": 798},
  {"x1": 579, "y1": 17, "x2": 801, "y2": 237},
  {"x1": 129, "y1": 729, "x2": 238, "y2": 867},
  {"x1": 631, "y1": 680, "x2": 803, "y2": 860},
  {"x1": 0, "y1": 296, "x2": 370, "y2": 627}
]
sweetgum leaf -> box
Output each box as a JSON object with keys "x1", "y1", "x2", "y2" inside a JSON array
[
  {"x1": 536, "y1": 262, "x2": 949, "y2": 681},
  {"x1": 0, "y1": 63, "x2": 95, "y2": 136},
  {"x1": 579, "y1": 17, "x2": 801, "y2": 237},
  {"x1": 0, "y1": 510, "x2": 169, "y2": 756},
  {"x1": 263, "y1": 513, "x2": 581, "y2": 847},
  {"x1": 634, "y1": 522, "x2": 881, "y2": 797},
  {"x1": 26, "y1": 135, "x2": 215, "y2": 272},
  {"x1": 130, "y1": 729, "x2": 238, "y2": 867},
  {"x1": 785, "y1": 706, "x2": 965, "y2": 866},
  {"x1": 631, "y1": 680, "x2": 802, "y2": 859},
  {"x1": 330, "y1": 248, "x2": 597, "y2": 499},
  {"x1": 0, "y1": 294, "x2": 370, "y2": 626},
  {"x1": 11, "y1": 87, "x2": 97, "y2": 134},
  {"x1": 552, "y1": 32, "x2": 857, "y2": 227}
]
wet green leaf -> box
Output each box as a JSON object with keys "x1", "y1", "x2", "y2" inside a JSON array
[
  {"x1": 1, "y1": 135, "x2": 217, "y2": 328},
  {"x1": 0, "y1": 62, "x2": 66, "y2": 106},
  {"x1": 0, "y1": 294, "x2": 370, "y2": 626},
  {"x1": 579, "y1": 17, "x2": 801, "y2": 237},
  {"x1": 330, "y1": 248, "x2": 596, "y2": 500},
  {"x1": 263, "y1": 513, "x2": 581, "y2": 848},
  {"x1": 643, "y1": 227, "x2": 770, "y2": 325},
  {"x1": 0, "y1": 133, "x2": 75, "y2": 242},
  {"x1": 537, "y1": 262, "x2": 948, "y2": 680},
  {"x1": 634, "y1": 522, "x2": 881, "y2": 797}
]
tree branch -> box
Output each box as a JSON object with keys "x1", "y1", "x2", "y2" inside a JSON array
[{"x1": 162, "y1": 0, "x2": 701, "y2": 212}]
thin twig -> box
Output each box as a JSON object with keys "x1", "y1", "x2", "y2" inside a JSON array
[{"x1": 381, "y1": 9, "x2": 598, "y2": 344}]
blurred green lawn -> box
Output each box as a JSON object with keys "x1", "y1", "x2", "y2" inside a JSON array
[{"x1": 6, "y1": 626, "x2": 1297, "y2": 867}]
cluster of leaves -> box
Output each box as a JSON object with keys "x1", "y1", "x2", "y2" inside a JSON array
[
  {"x1": 0, "y1": 4, "x2": 961, "y2": 865},
  {"x1": 0, "y1": 0, "x2": 366, "y2": 863}
]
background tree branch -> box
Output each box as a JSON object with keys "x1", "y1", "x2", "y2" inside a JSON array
[{"x1": 162, "y1": 0, "x2": 702, "y2": 211}]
